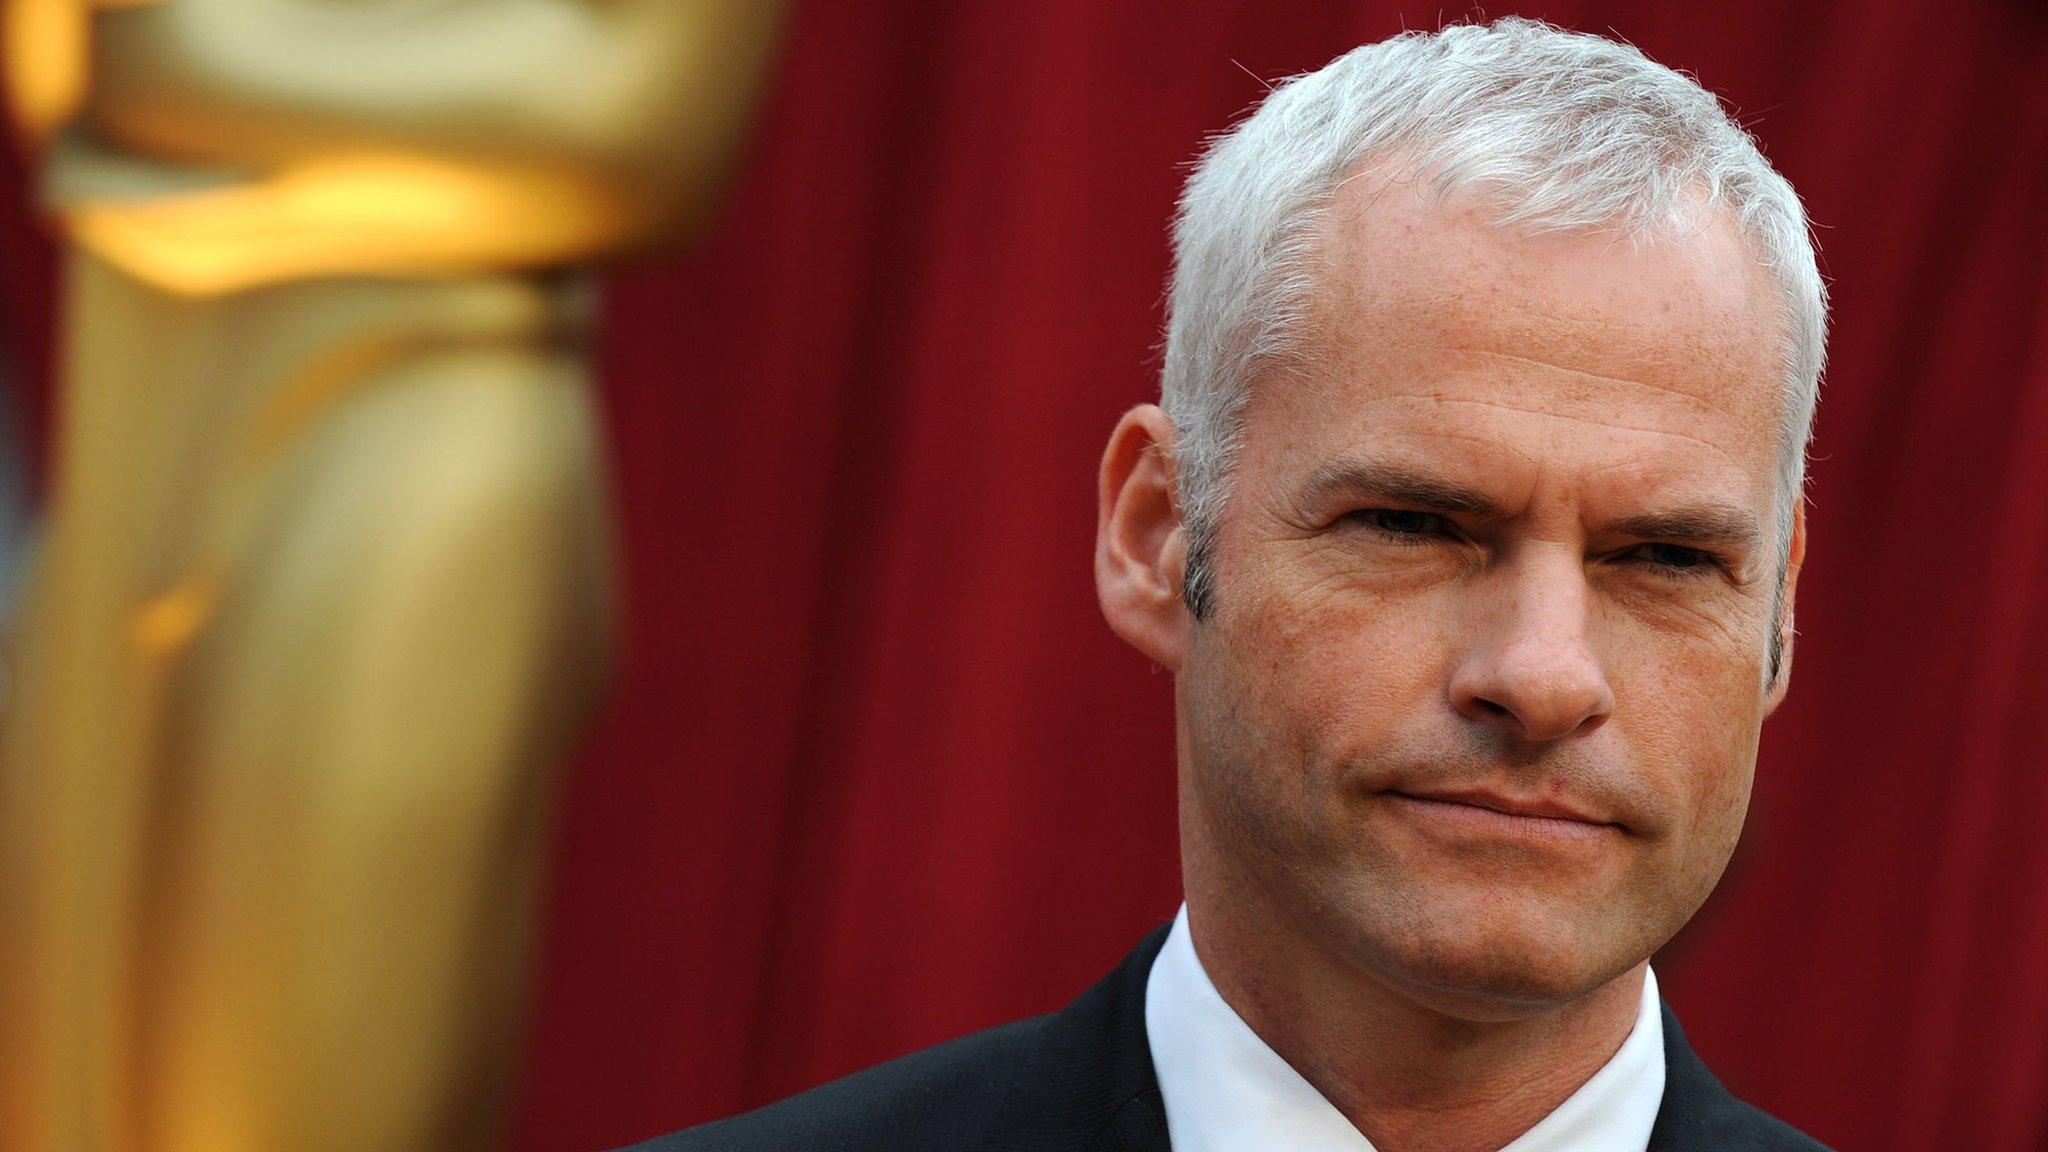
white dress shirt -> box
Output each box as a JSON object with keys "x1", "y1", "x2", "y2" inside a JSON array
[{"x1": 1145, "y1": 904, "x2": 1665, "y2": 1152}]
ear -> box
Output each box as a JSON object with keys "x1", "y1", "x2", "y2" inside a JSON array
[
  {"x1": 1762, "y1": 496, "x2": 1807, "y2": 717},
  {"x1": 1096, "y1": 404, "x2": 1190, "y2": 671}
]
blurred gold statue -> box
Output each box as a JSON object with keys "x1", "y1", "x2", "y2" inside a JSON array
[{"x1": 0, "y1": 2, "x2": 784, "y2": 1149}]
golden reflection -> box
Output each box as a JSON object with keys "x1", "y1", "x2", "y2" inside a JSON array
[{"x1": 67, "y1": 154, "x2": 634, "y2": 296}]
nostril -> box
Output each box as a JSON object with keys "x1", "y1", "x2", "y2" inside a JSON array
[{"x1": 1450, "y1": 649, "x2": 1614, "y2": 742}]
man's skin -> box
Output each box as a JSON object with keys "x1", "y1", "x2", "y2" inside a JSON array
[{"x1": 1096, "y1": 174, "x2": 1808, "y2": 1152}]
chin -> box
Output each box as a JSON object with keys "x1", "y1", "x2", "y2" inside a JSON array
[{"x1": 1333, "y1": 884, "x2": 1644, "y2": 1020}]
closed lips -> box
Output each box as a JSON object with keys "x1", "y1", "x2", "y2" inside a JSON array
[{"x1": 1387, "y1": 789, "x2": 1617, "y2": 828}]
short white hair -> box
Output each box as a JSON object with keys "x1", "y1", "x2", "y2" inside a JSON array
[{"x1": 1163, "y1": 17, "x2": 1826, "y2": 617}]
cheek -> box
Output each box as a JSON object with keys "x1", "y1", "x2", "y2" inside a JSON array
[
  {"x1": 1612, "y1": 640, "x2": 1763, "y2": 874},
  {"x1": 1181, "y1": 555, "x2": 1464, "y2": 868},
  {"x1": 1649, "y1": 750, "x2": 1756, "y2": 931},
  {"x1": 1218, "y1": 560, "x2": 1455, "y2": 759},
  {"x1": 1682, "y1": 714, "x2": 1759, "y2": 858}
]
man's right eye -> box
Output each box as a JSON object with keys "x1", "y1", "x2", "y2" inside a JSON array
[{"x1": 1349, "y1": 509, "x2": 1450, "y2": 540}]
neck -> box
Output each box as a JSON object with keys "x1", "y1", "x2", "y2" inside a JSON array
[{"x1": 1182, "y1": 861, "x2": 1645, "y2": 1152}]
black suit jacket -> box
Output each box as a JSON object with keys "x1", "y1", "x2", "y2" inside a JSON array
[{"x1": 629, "y1": 926, "x2": 1830, "y2": 1151}]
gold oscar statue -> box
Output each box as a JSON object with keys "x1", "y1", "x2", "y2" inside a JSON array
[{"x1": 0, "y1": 3, "x2": 784, "y2": 1149}]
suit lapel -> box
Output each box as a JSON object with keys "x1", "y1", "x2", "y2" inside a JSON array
[
  {"x1": 1648, "y1": 1003, "x2": 1770, "y2": 1151},
  {"x1": 979, "y1": 925, "x2": 1174, "y2": 1152}
]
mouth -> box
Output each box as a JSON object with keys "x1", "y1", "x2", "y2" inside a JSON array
[{"x1": 1383, "y1": 788, "x2": 1622, "y2": 841}]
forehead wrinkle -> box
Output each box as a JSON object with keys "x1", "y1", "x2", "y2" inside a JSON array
[
  {"x1": 1394, "y1": 425, "x2": 1544, "y2": 466},
  {"x1": 1414, "y1": 396, "x2": 1753, "y2": 468},
  {"x1": 1443, "y1": 345, "x2": 1745, "y2": 422},
  {"x1": 1302, "y1": 297, "x2": 1777, "y2": 455}
]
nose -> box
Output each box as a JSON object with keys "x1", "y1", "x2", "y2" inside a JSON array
[{"x1": 1448, "y1": 554, "x2": 1614, "y2": 743}]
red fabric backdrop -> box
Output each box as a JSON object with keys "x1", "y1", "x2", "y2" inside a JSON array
[{"x1": 1, "y1": 2, "x2": 2043, "y2": 1151}]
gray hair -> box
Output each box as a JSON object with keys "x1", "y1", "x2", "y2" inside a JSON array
[{"x1": 1163, "y1": 17, "x2": 1826, "y2": 621}]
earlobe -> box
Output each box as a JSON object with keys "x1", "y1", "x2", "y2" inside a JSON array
[
  {"x1": 1762, "y1": 497, "x2": 1807, "y2": 716},
  {"x1": 1095, "y1": 405, "x2": 1191, "y2": 671}
]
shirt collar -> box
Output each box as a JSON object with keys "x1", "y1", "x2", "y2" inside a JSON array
[{"x1": 1143, "y1": 904, "x2": 1665, "y2": 1152}]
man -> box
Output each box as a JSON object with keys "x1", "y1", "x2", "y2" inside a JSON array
[{"x1": 635, "y1": 17, "x2": 1829, "y2": 1152}]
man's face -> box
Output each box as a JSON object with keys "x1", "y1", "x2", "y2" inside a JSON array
[{"x1": 1176, "y1": 184, "x2": 1798, "y2": 1016}]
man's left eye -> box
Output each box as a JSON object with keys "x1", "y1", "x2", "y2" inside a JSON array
[{"x1": 1632, "y1": 543, "x2": 1717, "y2": 574}]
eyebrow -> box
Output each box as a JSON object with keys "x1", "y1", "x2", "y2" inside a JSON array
[
  {"x1": 1300, "y1": 459, "x2": 1764, "y2": 552},
  {"x1": 1300, "y1": 460, "x2": 1503, "y2": 516},
  {"x1": 1608, "y1": 506, "x2": 1763, "y2": 552}
]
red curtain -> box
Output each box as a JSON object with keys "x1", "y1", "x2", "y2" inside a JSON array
[{"x1": 1, "y1": 2, "x2": 2043, "y2": 1151}]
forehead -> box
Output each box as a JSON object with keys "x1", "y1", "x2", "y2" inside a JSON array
[{"x1": 1240, "y1": 182, "x2": 1790, "y2": 517}]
